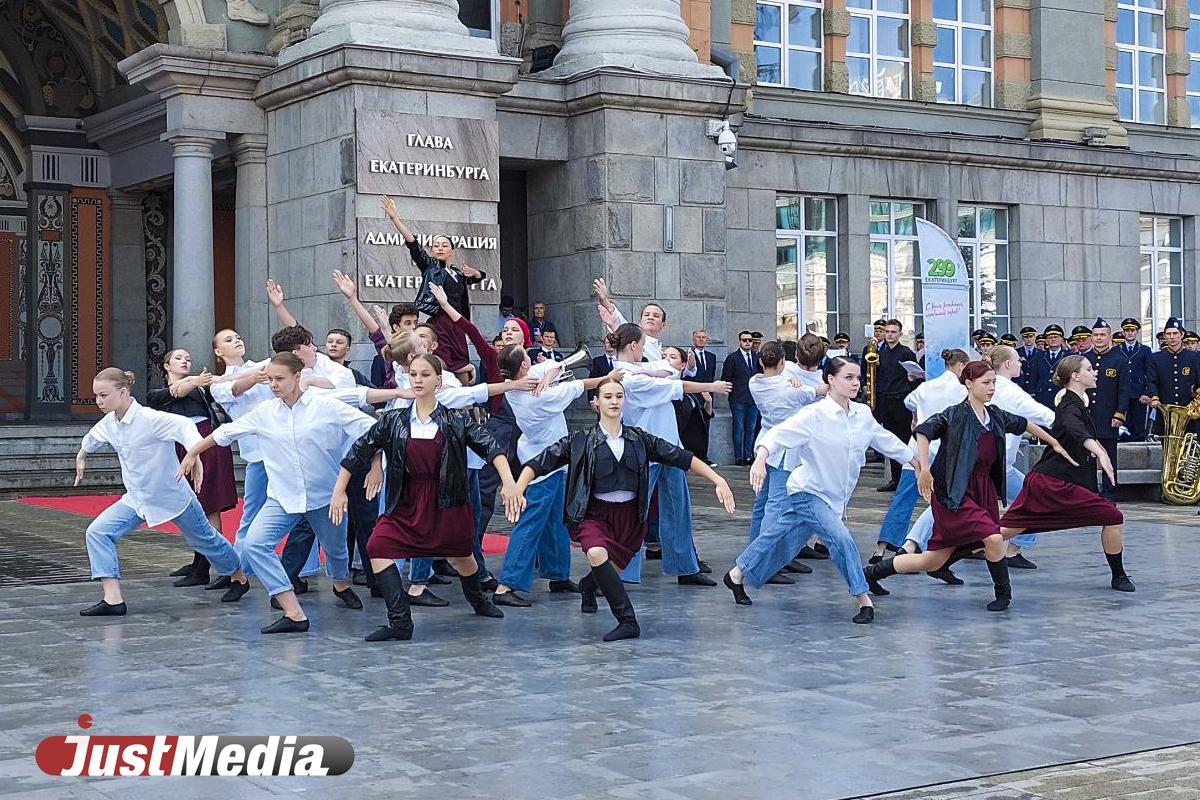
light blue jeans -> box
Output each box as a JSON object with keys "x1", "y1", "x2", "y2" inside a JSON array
[
  {"x1": 233, "y1": 460, "x2": 268, "y2": 577},
  {"x1": 86, "y1": 496, "x2": 240, "y2": 580},
  {"x1": 908, "y1": 465, "x2": 1036, "y2": 550},
  {"x1": 498, "y1": 471, "x2": 571, "y2": 592},
  {"x1": 876, "y1": 469, "x2": 919, "y2": 549},
  {"x1": 737, "y1": 491, "x2": 870, "y2": 595},
  {"x1": 242, "y1": 499, "x2": 350, "y2": 596},
  {"x1": 749, "y1": 465, "x2": 795, "y2": 545},
  {"x1": 620, "y1": 463, "x2": 700, "y2": 582}
]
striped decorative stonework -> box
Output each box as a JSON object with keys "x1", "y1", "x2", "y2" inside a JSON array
[{"x1": 67, "y1": 188, "x2": 110, "y2": 413}]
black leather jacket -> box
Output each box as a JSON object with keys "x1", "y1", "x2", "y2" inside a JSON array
[
  {"x1": 914, "y1": 400, "x2": 1027, "y2": 512},
  {"x1": 525, "y1": 425, "x2": 693, "y2": 528},
  {"x1": 342, "y1": 404, "x2": 502, "y2": 514}
]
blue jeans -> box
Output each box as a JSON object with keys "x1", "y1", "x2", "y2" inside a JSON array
[
  {"x1": 469, "y1": 468, "x2": 489, "y2": 576},
  {"x1": 749, "y1": 465, "x2": 792, "y2": 544},
  {"x1": 908, "y1": 465, "x2": 1036, "y2": 550},
  {"x1": 737, "y1": 491, "x2": 869, "y2": 595},
  {"x1": 243, "y1": 499, "x2": 350, "y2": 597},
  {"x1": 621, "y1": 463, "x2": 700, "y2": 582},
  {"x1": 233, "y1": 460, "x2": 268, "y2": 577},
  {"x1": 730, "y1": 402, "x2": 760, "y2": 461},
  {"x1": 86, "y1": 496, "x2": 240, "y2": 580},
  {"x1": 876, "y1": 470, "x2": 919, "y2": 549},
  {"x1": 498, "y1": 471, "x2": 572, "y2": 592}
]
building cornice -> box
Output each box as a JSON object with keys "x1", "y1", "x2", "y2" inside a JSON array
[
  {"x1": 502, "y1": 70, "x2": 747, "y2": 119},
  {"x1": 119, "y1": 44, "x2": 277, "y2": 100}
]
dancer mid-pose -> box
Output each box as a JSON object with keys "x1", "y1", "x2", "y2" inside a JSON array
[
  {"x1": 513, "y1": 377, "x2": 735, "y2": 641},
  {"x1": 333, "y1": 353, "x2": 521, "y2": 642},
  {"x1": 999, "y1": 355, "x2": 1136, "y2": 592},
  {"x1": 862, "y1": 361, "x2": 1069, "y2": 611},
  {"x1": 726, "y1": 357, "x2": 916, "y2": 624},
  {"x1": 179, "y1": 354, "x2": 376, "y2": 634},
  {"x1": 76, "y1": 368, "x2": 248, "y2": 616}
]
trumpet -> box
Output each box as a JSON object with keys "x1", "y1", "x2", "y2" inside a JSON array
[
  {"x1": 864, "y1": 338, "x2": 880, "y2": 409},
  {"x1": 548, "y1": 344, "x2": 592, "y2": 384}
]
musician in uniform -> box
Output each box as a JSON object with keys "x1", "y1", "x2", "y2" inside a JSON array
[
  {"x1": 1083, "y1": 318, "x2": 1130, "y2": 498},
  {"x1": 1117, "y1": 318, "x2": 1152, "y2": 441},
  {"x1": 1146, "y1": 317, "x2": 1200, "y2": 436},
  {"x1": 1033, "y1": 324, "x2": 1069, "y2": 408},
  {"x1": 1015, "y1": 326, "x2": 1042, "y2": 395},
  {"x1": 975, "y1": 331, "x2": 997, "y2": 358}
]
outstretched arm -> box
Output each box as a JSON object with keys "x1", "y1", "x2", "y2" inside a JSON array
[
  {"x1": 332, "y1": 270, "x2": 380, "y2": 335},
  {"x1": 266, "y1": 279, "x2": 298, "y2": 328},
  {"x1": 380, "y1": 196, "x2": 416, "y2": 242},
  {"x1": 687, "y1": 457, "x2": 736, "y2": 513}
]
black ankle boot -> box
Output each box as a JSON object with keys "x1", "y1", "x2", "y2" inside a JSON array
[
  {"x1": 460, "y1": 572, "x2": 504, "y2": 618},
  {"x1": 366, "y1": 565, "x2": 414, "y2": 641},
  {"x1": 863, "y1": 556, "x2": 896, "y2": 596},
  {"x1": 589, "y1": 562, "x2": 640, "y2": 642},
  {"x1": 579, "y1": 573, "x2": 599, "y2": 614},
  {"x1": 986, "y1": 558, "x2": 1012, "y2": 612},
  {"x1": 173, "y1": 552, "x2": 211, "y2": 587}
]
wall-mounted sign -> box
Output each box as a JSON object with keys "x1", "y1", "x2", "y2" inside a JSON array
[
  {"x1": 357, "y1": 218, "x2": 501, "y2": 306},
  {"x1": 355, "y1": 110, "x2": 500, "y2": 202}
]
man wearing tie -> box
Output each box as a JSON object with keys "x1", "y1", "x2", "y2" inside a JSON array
[
  {"x1": 1015, "y1": 326, "x2": 1041, "y2": 395},
  {"x1": 1116, "y1": 318, "x2": 1152, "y2": 441},
  {"x1": 721, "y1": 330, "x2": 762, "y2": 465},
  {"x1": 528, "y1": 325, "x2": 565, "y2": 363},
  {"x1": 1033, "y1": 324, "x2": 1068, "y2": 408},
  {"x1": 688, "y1": 329, "x2": 717, "y2": 464},
  {"x1": 588, "y1": 336, "x2": 619, "y2": 408}
]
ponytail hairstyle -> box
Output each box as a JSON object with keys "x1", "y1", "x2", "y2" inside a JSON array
[
  {"x1": 1052, "y1": 354, "x2": 1088, "y2": 388},
  {"x1": 383, "y1": 330, "x2": 421, "y2": 366},
  {"x1": 95, "y1": 367, "x2": 136, "y2": 390},
  {"x1": 605, "y1": 322, "x2": 643, "y2": 354},
  {"x1": 958, "y1": 360, "x2": 994, "y2": 385},
  {"x1": 986, "y1": 345, "x2": 1017, "y2": 371},
  {"x1": 269, "y1": 352, "x2": 305, "y2": 373},
  {"x1": 941, "y1": 348, "x2": 972, "y2": 369},
  {"x1": 410, "y1": 353, "x2": 445, "y2": 376},
  {"x1": 758, "y1": 340, "x2": 785, "y2": 368},
  {"x1": 497, "y1": 343, "x2": 528, "y2": 379},
  {"x1": 821, "y1": 355, "x2": 857, "y2": 384}
]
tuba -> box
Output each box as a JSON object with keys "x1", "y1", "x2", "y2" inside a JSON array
[
  {"x1": 549, "y1": 343, "x2": 592, "y2": 384},
  {"x1": 1160, "y1": 396, "x2": 1200, "y2": 505},
  {"x1": 864, "y1": 338, "x2": 880, "y2": 409}
]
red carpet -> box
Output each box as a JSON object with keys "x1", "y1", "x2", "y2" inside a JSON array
[{"x1": 17, "y1": 494, "x2": 510, "y2": 554}]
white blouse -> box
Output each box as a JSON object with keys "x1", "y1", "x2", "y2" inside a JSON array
[
  {"x1": 508, "y1": 380, "x2": 586, "y2": 483},
  {"x1": 992, "y1": 374, "x2": 1052, "y2": 468},
  {"x1": 208, "y1": 360, "x2": 273, "y2": 463},
  {"x1": 900, "y1": 370, "x2": 967, "y2": 469},
  {"x1": 618, "y1": 371, "x2": 685, "y2": 446},
  {"x1": 750, "y1": 373, "x2": 818, "y2": 470}
]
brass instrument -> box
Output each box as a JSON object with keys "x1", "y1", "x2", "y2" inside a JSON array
[
  {"x1": 1160, "y1": 396, "x2": 1200, "y2": 505},
  {"x1": 864, "y1": 338, "x2": 880, "y2": 409},
  {"x1": 549, "y1": 343, "x2": 592, "y2": 384}
]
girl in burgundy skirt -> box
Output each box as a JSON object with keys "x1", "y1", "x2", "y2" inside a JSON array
[
  {"x1": 511, "y1": 377, "x2": 736, "y2": 642},
  {"x1": 864, "y1": 361, "x2": 1067, "y2": 611},
  {"x1": 331, "y1": 353, "x2": 525, "y2": 642},
  {"x1": 1000, "y1": 355, "x2": 1135, "y2": 592},
  {"x1": 148, "y1": 347, "x2": 238, "y2": 589}
]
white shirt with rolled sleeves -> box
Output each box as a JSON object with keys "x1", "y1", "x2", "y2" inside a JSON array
[
  {"x1": 211, "y1": 390, "x2": 375, "y2": 513},
  {"x1": 508, "y1": 381, "x2": 586, "y2": 483},
  {"x1": 619, "y1": 372, "x2": 686, "y2": 446},
  {"x1": 609, "y1": 307, "x2": 663, "y2": 361},
  {"x1": 80, "y1": 400, "x2": 203, "y2": 527},
  {"x1": 992, "y1": 374, "x2": 1052, "y2": 469},
  {"x1": 208, "y1": 361, "x2": 273, "y2": 463},
  {"x1": 750, "y1": 374, "x2": 818, "y2": 470},
  {"x1": 900, "y1": 370, "x2": 967, "y2": 470},
  {"x1": 304, "y1": 352, "x2": 357, "y2": 390},
  {"x1": 757, "y1": 396, "x2": 915, "y2": 515}
]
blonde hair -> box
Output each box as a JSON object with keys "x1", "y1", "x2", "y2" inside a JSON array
[
  {"x1": 383, "y1": 330, "x2": 422, "y2": 366},
  {"x1": 95, "y1": 367, "x2": 136, "y2": 390},
  {"x1": 987, "y1": 345, "x2": 1018, "y2": 371}
]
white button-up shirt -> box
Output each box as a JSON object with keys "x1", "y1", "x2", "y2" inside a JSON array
[
  {"x1": 992, "y1": 374, "x2": 1052, "y2": 468},
  {"x1": 212, "y1": 390, "x2": 375, "y2": 513},
  {"x1": 209, "y1": 361, "x2": 274, "y2": 463},
  {"x1": 80, "y1": 400, "x2": 203, "y2": 527},
  {"x1": 758, "y1": 396, "x2": 915, "y2": 515},
  {"x1": 750, "y1": 373, "x2": 819, "y2": 470},
  {"x1": 901, "y1": 370, "x2": 968, "y2": 469},
  {"x1": 508, "y1": 380, "x2": 586, "y2": 483},
  {"x1": 610, "y1": 307, "x2": 663, "y2": 361},
  {"x1": 618, "y1": 372, "x2": 685, "y2": 445},
  {"x1": 304, "y1": 352, "x2": 356, "y2": 390}
]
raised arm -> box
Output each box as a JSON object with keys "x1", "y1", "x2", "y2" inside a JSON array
[
  {"x1": 380, "y1": 196, "x2": 416, "y2": 242},
  {"x1": 266, "y1": 279, "x2": 298, "y2": 328},
  {"x1": 683, "y1": 380, "x2": 732, "y2": 396},
  {"x1": 332, "y1": 270, "x2": 380, "y2": 335}
]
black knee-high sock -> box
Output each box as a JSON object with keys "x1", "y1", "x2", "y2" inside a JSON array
[{"x1": 1105, "y1": 551, "x2": 1127, "y2": 578}]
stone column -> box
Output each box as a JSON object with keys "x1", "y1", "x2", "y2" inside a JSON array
[
  {"x1": 163, "y1": 129, "x2": 224, "y2": 362},
  {"x1": 232, "y1": 134, "x2": 270, "y2": 355},
  {"x1": 108, "y1": 191, "x2": 148, "y2": 394},
  {"x1": 545, "y1": 0, "x2": 727, "y2": 77},
  {"x1": 284, "y1": 0, "x2": 496, "y2": 61}
]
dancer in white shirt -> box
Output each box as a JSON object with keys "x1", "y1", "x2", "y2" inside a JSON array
[
  {"x1": 725, "y1": 357, "x2": 917, "y2": 624},
  {"x1": 76, "y1": 368, "x2": 248, "y2": 616}
]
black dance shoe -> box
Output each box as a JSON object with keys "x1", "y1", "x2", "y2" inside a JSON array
[
  {"x1": 765, "y1": 571, "x2": 795, "y2": 585},
  {"x1": 470, "y1": 599, "x2": 505, "y2": 618},
  {"x1": 365, "y1": 623, "x2": 413, "y2": 642},
  {"x1": 291, "y1": 578, "x2": 309, "y2": 595},
  {"x1": 428, "y1": 574, "x2": 453, "y2": 586},
  {"x1": 645, "y1": 547, "x2": 663, "y2": 561},
  {"x1": 478, "y1": 574, "x2": 499, "y2": 592},
  {"x1": 863, "y1": 570, "x2": 891, "y2": 597},
  {"x1": 852, "y1": 606, "x2": 875, "y2": 624},
  {"x1": 169, "y1": 563, "x2": 194, "y2": 577},
  {"x1": 433, "y1": 560, "x2": 461, "y2": 578},
  {"x1": 220, "y1": 580, "x2": 251, "y2": 603},
  {"x1": 677, "y1": 572, "x2": 716, "y2": 587},
  {"x1": 783, "y1": 559, "x2": 812, "y2": 574},
  {"x1": 602, "y1": 621, "x2": 641, "y2": 642},
  {"x1": 696, "y1": 559, "x2": 713, "y2": 574},
  {"x1": 80, "y1": 600, "x2": 127, "y2": 617},
  {"x1": 261, "y1": 615, "x2": 309, "y2": 634},
  {"x1": 868, "y1": 554, "x2": 883, "y2": 565},
  {"x1": 1007, "y1": 553, "x2": 1038, "y2": 570},
  {"x1": 333, "y1": 586, "x2": 363, "y2": 609},
  {"x1": 548, "y1": 579, "x2": 581, "y2": 593},
  {"x1": 1111, "y1": 575, "x2": 1136, "y2": 592},
  {"x1": 351, "y1": 568, "x2": 368, "y2": 586},
  {"x1": 927, "y1": 568, "x2": 964, "y2": 586},
  {"x1": 409, "y1": 588, "x2": 450, "y2": 607},
  {"x1": 580, "y1": 591, "x2": 598, "y2": 614},
  {"x1": 173, "y1": 570, "x2": 209, "y2": 588},
  {"x1": 723, "y1": 571, "x2": 752, "y2": 605},
  {"x1": 797, "y1": 545, "x2": 829, "y2": 560},
  {"x1": 493, "y1": 591, "x2": 532, "y2": 608},
  {"x1": 876, "y1": 481, "x2": 898, "y2": 492},
  {"x1": 205, "y1": 575, "x2": 231, "y2": 591}
]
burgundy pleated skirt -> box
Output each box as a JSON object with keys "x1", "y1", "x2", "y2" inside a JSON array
[
  {"x1": 928, "y1": 433, "x2": 1001, "y2": 551},
  {"x1": 572, "y1": 498, "x2": 647, "y2": 570},
  {"x1": 175, "y1": 419, "x2": 237, "y2": 515},
  {"x1": 1000, "y1": 471, "x2": 1124, "y2": 531}
]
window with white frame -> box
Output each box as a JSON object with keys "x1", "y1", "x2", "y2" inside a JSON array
[
  {"x1": 754, "y1": 1, "x2": 824, "y2": 90},
  {"x1": 459, "y1": 0, "x2": 499, "y2": 39},
  {"x1": 776, "y1": 196, "x2": 839, "y2": 340},
  {"x1": 847, "y1": 0, "x2": 911, "y2": 99},
  {"x1": 932, "y1": 0, "x2": 993, "y2": 106},
  {"x1": 957, "y1": 205, "x2": 1010, "y2": 334},
  {"x1": 1140, "y1": 215, "x2": 1185, "y2": 341},
  {"x1": 869, "y1": 200, "x2": 923, "y2": 337},
  {"x1": 1115, "y1": 0, "x2": 1166, "y2": 124},
  {"x1": 1188, "y1": 0, "x2": 1200, "y2": 126}
]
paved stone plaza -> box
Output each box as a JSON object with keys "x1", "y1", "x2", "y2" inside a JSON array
[{"x1": 2, "y1": 467, "x2": 1199, "y2": 799}]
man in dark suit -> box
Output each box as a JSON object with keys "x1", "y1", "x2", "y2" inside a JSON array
[
  {"x1": 721, "y1": 330, "x2": 761, "y2": 465},
  {"x1": 588, "y1": 337, "x2": 618, "y2": 406},
  {"x1": 1084, "y1": 318, "x2": 1131, "y2": 498},
  {"x1": 1033, "y1": 324, "x2": 1069, "y2": 408},
  {"x1": 1015, "y1": 326, "x2": 1041, "y2": 395},
  {"x1": 1146, "y1": 316, "x2": 1200, "y2": 436},
  {"x1": 872, "y1": 318, "x2": 919, "y2": 490},
  {"x1": 688, "y1": 328, "x2": 717, "y2": 464},
  {"x1": 1116, "y1": 318, "x2": 1152, "y2": 441},
  {"x1": 528, "y1": 325, "x2": 565, "y2": 363}
]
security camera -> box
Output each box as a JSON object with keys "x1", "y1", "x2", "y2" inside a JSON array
[{"x1": 708, "y1": 120, "x2": 738, "y2": 171}]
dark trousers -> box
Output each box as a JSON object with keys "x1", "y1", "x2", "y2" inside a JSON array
[
  {"x1": 730, "y1": 402, "x2": 760, "y2": 461},
  {"x1": 873, "y1": 396, "x2": 913, "y2": 483},
  {"x1": 281, "y1": 466, "x2": 377, "y2": 589},
  {"x1": 1097, "y1": 437, "x2": 1119, "y2": 498},
  {"x1": 1123, "y1": 399, "x2": 1149, "y2": 441},
  {"x1": 679, "y1": 403, "x2": 709, "y2": 462}
]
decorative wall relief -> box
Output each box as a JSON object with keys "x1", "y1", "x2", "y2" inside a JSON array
[
  {"x1": 143, "y1": 193, "x2": 169, "y2": 389},
  {"x1": 32, "y1": 191, "x2": 66, "y2": 407},
  {"x1": 68, "y1": 188, "x2": 109, "y2": 412}
]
